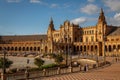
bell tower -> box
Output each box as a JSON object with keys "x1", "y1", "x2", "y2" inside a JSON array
[
  {"x1": 47, "y1": 17, "x2": 55, "y2": 53},
  {"x1": 97, "y1": 8, "x2": 107, "y2": 41},
  {"x1": 47, "y1": 17, "x2": 55, "y2": 41}
]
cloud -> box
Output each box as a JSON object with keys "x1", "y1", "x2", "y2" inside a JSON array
[
  {"x1": 103, "y1": 0, "x2": 120, "y2": 12},
  {"x1": 88, "y1": 0, "x2": 95, "y2": 3},
  {"x1": 7, "y1": 0, "x2": 20, "y2": 3},
  {"x1": 50, "y1": 3, "x2": 71, "y2": 9},
  {"x1": 30, "y1": 0, "x2": 41, "y2": 3},
  {"x1": 63, "y1": 3, "x2": 71, "y2": 8},
  {"x1": 107, "y1": 13, "x2": 120, "y2": 26},
  {"x1": 70, "y1": 17, "x2": 87, "y2": 25},
  {"x1": 114, "y1": 13, "x2": 120, "y2": 20},
  {"x1": 50, "y1": 4, "x2": 59, "y2": 8},
  {"x1": 81, "y1": 4, "x2": 99, "y2": 15}
]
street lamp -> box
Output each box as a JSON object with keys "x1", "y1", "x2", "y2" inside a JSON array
[
  {"x1": 69, "y1": 47, "x2": 72, "y2": 67},
  {"x1": 2, "y1": 48, "x2": 7, "y2": 74},
  {"x1": 64, "y1": 34, "x2": 70, "y2": 66},
  {"x1": 103, "y1": 36, "x2": 106, "y2": 64}
]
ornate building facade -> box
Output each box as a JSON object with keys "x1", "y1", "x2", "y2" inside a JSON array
[{"x1": 0, "y1": 9, "x2": 120, "y2": 56}]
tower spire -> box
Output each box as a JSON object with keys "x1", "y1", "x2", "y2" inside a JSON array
[
  {"x1": 48, "y1": 17, "x2": 55, "y2": 31},
  {"x1": 100, "y1": 8, "x2": 104, "y2": 14},
  {"x1": 98, "y1": 8, "x2": 106, "y2": 24},
  {"x1": 50, "y1": 17, "x2": 53, "y2": 24}
]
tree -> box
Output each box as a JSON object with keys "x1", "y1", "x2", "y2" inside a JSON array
[
  {"x1": 34, "y1": 58, "x2": 44, "y2": 68},
  {"x1": 0, "y1": 58, "x2": 13, "y2": 68},
  {"x1": 54, "y1": 54, "x2": 63, "y2": 64}
]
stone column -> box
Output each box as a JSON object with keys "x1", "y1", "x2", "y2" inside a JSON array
[
  {"x1": 68, "y1": 66, "x2": 73, "y2": 73},
  {"x1": 1, "y1": 72, "x2": 6, "y2": 80}
]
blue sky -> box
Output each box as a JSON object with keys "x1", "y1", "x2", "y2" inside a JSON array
[{"x1": 0, "y1": 0, "x2": 120, "y2": 35}]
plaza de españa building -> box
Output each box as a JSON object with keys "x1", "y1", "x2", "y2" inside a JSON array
[{"x1": 0, "y1": 9, "x2": 120, "y2": 57}]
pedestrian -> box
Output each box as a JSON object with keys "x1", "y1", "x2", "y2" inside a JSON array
[
  {"x1": 116, "y1": 58, "x2": 117, "y2": 62},
  {"x1": 84, "y1": 64, "x2": 88, "y2": 72},
  {"x1": 86, "y1": 64, "x2": 88, "y2": 71},
  {"x1": 84, "y1": 65, "x2": 86, "y2": 72},
  {"x1": 27, "y1": 59, "x2": 30, "y2": 64}
]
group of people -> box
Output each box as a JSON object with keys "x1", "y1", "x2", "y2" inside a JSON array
[{"x1": 115, "y1": 57, "x2": 120, "y2": 62}]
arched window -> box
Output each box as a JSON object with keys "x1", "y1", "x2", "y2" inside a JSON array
[
  {"x1": 80, "y1": 46, "x2": 82, "y2": 51},
  {"x1": 87, "y1": 46, "x2": 89, "y2": 51},
  {"x1": 19, "y1": 47, "x2": 21, "y2": 51},
  {"x1": 23, "y1": 47, "x2": 25, "y2": 51},
  {"x1": 84, "y1": 46, "x2": 86, "y2": 51},
  {"x1": 7, "y1": 47, "x2": 10, "y2": 51},
  {"x1": 37, "y1": 47, "x2": 40, "y2": 51},
  {"x1": 0, "y1": 47, "x2": 2, "y2": 51},
  {"x1": 30, "y1": 47, "x2": 32, "y2": 51},
  {"x1": 105, "y1": 46, "x2": 107, "y2": 51},
  {"x1": 109, "y1": 45, "x2": 111, "y2": 52},
  {"x1": 26, "y1": 47, "x2": 29, "y2": 51},
  {"x1": 73, "y1": 45, "x2": 76, "y2": 52},
  {"x1": 95, "y1": 45, "x2": 97, "y2": 50},
  {"x1": 77, "y1": 46, "x2": 79, "y2": 51},
  {"x1": 45, "y1": 46, "x2": 47, "y2": 53},
  {"x1": 118, "y1": 45, "x2": 120, "y2": 50},
  {"x1": 113, "y1": 45, "x2": 116, "y2": 50},
  {"x1": 11, "y1": 47, "x2": 14, "y2": 51},
  {"x1": 15, "y1": 47, "x2": 17, "y2": 51},
  {"x1": 91, "y1": 45, "x2": 93, "y2": 51},
  {"x1": 75, "y1": 37, "x2": 77, "y2": 42},
  {"x1": 34, "y1": 47, "x2": 36, "y2": 51}
]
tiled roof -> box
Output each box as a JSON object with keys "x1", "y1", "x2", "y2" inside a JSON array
[
  {"x1": 108, "y1": 27, "x2": 120, "y2": 36},
  {"x1": 0, "y1": 35, "x2": 47, "y2": 42}
]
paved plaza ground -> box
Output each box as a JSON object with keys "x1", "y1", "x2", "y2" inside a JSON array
[
  {"x1": 35, "y1": 57, "x2": 120, "y2": 80},
  {"x1": 1, "y1": 56, "x2": 120, "y2": 80}
]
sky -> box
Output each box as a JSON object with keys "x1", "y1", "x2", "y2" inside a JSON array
[{"x1": 0, "y1": 0, "x2": 120, "y2": 35}]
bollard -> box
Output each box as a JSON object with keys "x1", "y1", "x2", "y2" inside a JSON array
[
  {"x1": 68, "y1": 66, "x2": 73, "y2": 73},
  {"x1": 25, "y1": 70, "x2": 29, "y2": 80},
  {"x1": 57, "y1": 67, "x2": 60, "y2": 74},
  {"x1": 79, "y1": 65, "x2": 81, "y2": 71},
  {"x1": 43, "y1": 69, "x2": 46, "y2": 76}
]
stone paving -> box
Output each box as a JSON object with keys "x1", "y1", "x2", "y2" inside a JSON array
[{"x1": 34, "y1": 57, "x2": 120, "y2": 80}]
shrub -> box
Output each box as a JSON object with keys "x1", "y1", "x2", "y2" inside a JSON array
[
  {"x1": 41, "y1": 63, "x2": 58, "y2": 69},
  {"x1": 54, "y1": 54, "x2": 64, "y2": 64},
  {"x1": 0, "y1": 57, "x2": 13, "y2": 68},
  {"x1": 34, "y1": 58, "x2": 44, "y2": 68}
]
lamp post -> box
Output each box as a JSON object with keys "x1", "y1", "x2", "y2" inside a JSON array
[
  {"x1": 104, "y1": 35, "x2": 106, "y2": 64},
  {"x1": 1, "y1": 48, "x2": 7, "y2": 80},
  {"x1": 69, "y1": 47, "x2": 72, "y2": 67},
  {"x1": 3, "y1": 48, "x2": 7, "y2": 74},
  {"x1": 64, "y1": 29, "x2": 71, "y2": 66}
]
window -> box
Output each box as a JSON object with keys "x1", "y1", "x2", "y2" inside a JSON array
[
  {"x1": 91, "y1": 36, "x2": 94, "y2": 42},
  {"x1": 111, "y1": 39, "x2": 114, "y2": 41},
  {"x1": 92, "y1": 30, "x2": 94, "y2": 34},
  {"x1": 116, "y1": 38, "x2": 119, "y2": 41},
  {"x1": 86, "y1": 37, "x2": 88, "y2": 42},
  {"x1": 75, "y1": 37, "x2": 77, "y2": 42},
  {"x1": 79, "y1": 37, "x2": 83, "y2": 42}
]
